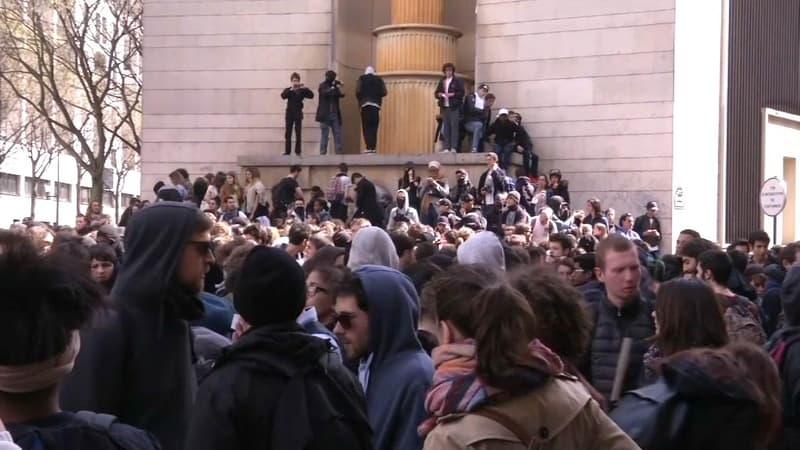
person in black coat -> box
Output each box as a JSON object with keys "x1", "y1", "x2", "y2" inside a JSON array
[
  {"x1": 351, "y1": 172, "x2": 384, "y2": 228},
  {"x1": 186, "y1": 247, "x2": 371, "y2": 450},
  {"x1": 434, "y1": 62, "x2": 465, "y2": 153},
  {"x1": 356, "y1": 66, "x2": 387, "y2": 154},
  {"x1": 316, "y1": 70, "x2": 345, "y2": 155},
  {"x1": 61, "y1": 203, "x2": 216, "y2": 450},
  {"x1": 485, "y1": 109, "x2": 519, "y2": 171},
  {"x1": 281, "y1": 72, "x2": 314, "y2": 156}
]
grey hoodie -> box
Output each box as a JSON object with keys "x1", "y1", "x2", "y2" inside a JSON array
[
  {"x1": 457, "y1": 231, "x2": 506, "y2": 271},
  {"x1": 347, "y1": 226, "x2": 400, "y2": 270}
]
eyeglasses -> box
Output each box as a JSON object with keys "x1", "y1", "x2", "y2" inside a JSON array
[
  {"x1": 187, "y1": 240, "x2": 214, "y2": 254},
  {"x1": 307, "y1": 285, "x2": 328, "y2": 297},
  {"x1": 335, "y1": 312, "x2": 356, "y2": 330}
]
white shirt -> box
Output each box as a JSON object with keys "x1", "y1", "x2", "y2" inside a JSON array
[
  {"x1": 0, "y1": 432, "x2": 20, "y2": 450},
  {"x1": 358, "y1": 353, "x2": 375, "y2": 393},
  {"x1": 443, "y1": 77, "x2": 453, "y2": 107},
  {"x1": 618, "y1": 228, "x2": 641, "y2": 241},
  {"x1": 474, "y1": 92, "x2": 485, "y2": 110}
]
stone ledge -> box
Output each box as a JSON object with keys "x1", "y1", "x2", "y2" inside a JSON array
[{"x1": 237, "y1": 152, "x2": 499, "y2": 168}]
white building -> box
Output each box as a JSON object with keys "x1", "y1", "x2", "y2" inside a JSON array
[{"x1": 0, "y1": 151, "x2": 141, "y2": 228}]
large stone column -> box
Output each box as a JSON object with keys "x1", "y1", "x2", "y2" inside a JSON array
[{"x1": 374, "y1": 0, "x2": 462, "y2": 155}]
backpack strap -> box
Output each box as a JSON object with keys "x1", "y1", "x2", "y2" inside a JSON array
[
  {"x1": 75, "y1": 411, "x2": 118, "y2": 432},
  {"x1": 471, "y1": 407, "x2": 535, "y2": 447}
]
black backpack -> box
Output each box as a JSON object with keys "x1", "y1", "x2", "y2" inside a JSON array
[
  {"x1": 608, "y1": 380, "x2": 689, "y2": 450},
  {"x1": 10, "y1": 411, "x2": 160, "y2": 450}
]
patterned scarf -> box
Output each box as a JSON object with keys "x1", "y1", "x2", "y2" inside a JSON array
[{"x1": 418, "y1": 339, "x2": 564, "y2": 436}]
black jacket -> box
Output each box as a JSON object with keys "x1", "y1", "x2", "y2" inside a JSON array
[
  {"x1": 354, "y1": 177, "x2": 384, "y2": 228},
  {"x1": 316, "y1": 80, "x2": 345, "y2": 122},
  {"x1": 462, "y1": 93, "x2": 491, "y2": 124},
  {"x1": 62, "y1": 203, "x2": 205, "y2": 450},
  {"x1": 486, "y1": 117, "x2": 519, "y2": 145},
  {"x1": 633, "y1": 214, "x2": 662, "y2": 249},
  {"x1": 477, "y1": 166, "x2": 507, "y2": 205},
  {"x1": 281, "y1": 86, "x2": 314, "y2": 117},
  {"x1": 583, "y1": 294, "x2": 655, "y2": 402},
  {"x1": 434, "y1": 76, "x2": 465, "y2": 109},
  {"x1": 767, "y1": 326, "x2": 800, "y2": 448},
  {"x1": 186, "y1": 324, "x2": 371, "y2": 450},
  {"x1": 356, "y1": 74, "x2": 387, "y2": 107}
]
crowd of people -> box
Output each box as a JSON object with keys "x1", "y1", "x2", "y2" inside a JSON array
[
  {"x1": 3, "y1": 157, "x2": 800, "y2": 450},
  {"x1": 281, "y1": 63, "x2": 537, "y2": 174}
]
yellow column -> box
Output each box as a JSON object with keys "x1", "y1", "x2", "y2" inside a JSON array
[{"x1": 373, "y1": 0, "x2": 466, "y2": 155}]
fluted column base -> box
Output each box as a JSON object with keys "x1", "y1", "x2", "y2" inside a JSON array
[
  {"x1": 374, "y1": 74, "x2": 440, "y2": 155},
  {"x1": 391, "y1": 0, "x2": 444, "y2": 25}
]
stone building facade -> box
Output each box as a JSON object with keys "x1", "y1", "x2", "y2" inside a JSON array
[{"x1": 142, "y1": 0, "x2": 800, "y2": 248}]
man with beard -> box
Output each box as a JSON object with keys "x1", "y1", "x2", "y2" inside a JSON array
[
  {"x1": 582, "y1": 235, "x2": 655, "y2": 402},
  {"x1": 62, "y1": 203, "x2": 215, "y2": 450}
]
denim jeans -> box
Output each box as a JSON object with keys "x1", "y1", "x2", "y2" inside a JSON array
[
  {"x1": 440, "y1": 107, "x2": 460, "y2": 151},
  {"x1": 496, "y1": 142, "x2": 515, "y2": 171},
  {"x1": 320, "y1": 111, "x2": 343, "y2": 155},
  {"x1": 464, "y1": 121, "x2": 484, "y2": 151}
]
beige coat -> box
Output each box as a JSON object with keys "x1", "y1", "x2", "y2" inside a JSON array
[{"x1": 423, "y1": 377, "x2": 640, "y2": 450}]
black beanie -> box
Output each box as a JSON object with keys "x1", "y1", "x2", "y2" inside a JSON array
[{"x1": 234, "y1": 246, "x2": 306, "y2": 327}]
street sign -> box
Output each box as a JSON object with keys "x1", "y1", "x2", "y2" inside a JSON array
[{"x1": 759, "y1": 177, "x2": 787, "y2": 217}]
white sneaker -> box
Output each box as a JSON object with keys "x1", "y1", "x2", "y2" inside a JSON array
[
  {"x1": 470, "y1": 148, "x2": 477, "y2": 153},
  {"x1": 439, "y1": 148, "x2": 450, "y2": 153}
]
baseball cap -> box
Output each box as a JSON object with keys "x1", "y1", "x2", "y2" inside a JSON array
[
  {"x1": 497, "y1": 108, "x2": 509, "y2": 116},
  {"x1": 646, "y1": 201, "x2": 659, "y2": 211},
  {"x1": 428, "y1": 161, "x2": 441, "y2": 170}
]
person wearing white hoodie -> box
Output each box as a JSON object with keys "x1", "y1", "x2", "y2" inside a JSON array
[
  {"x1": 347, "y1": 227, "x2": 401, "y2": 270},
  {"x1": 387, "y1": 189, "x2": 420, "y2": 230}
]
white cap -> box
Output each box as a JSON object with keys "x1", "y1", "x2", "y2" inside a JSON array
[{"x1": 497, "y1": 108, "x2": 509, "y2": 116}]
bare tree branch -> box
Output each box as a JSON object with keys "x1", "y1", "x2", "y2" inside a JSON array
[{"x1": 0, "y1": 0, "x2": 142, "y2": 203}]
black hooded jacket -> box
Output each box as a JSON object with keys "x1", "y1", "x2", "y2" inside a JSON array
[
  {"x1": 61, "y1": 202, "x2": 205, "y2": 450},
  {"x1": 185, "y1": 323, "x2": 371, "y2": 450}
]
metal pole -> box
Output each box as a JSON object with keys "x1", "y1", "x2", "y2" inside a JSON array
[
  {"x1": 774, "y1": 215, "x2": 778, "y2": 245},
  {"x1": 55, "y1": 151, "x2": 60, "y2": 226}
]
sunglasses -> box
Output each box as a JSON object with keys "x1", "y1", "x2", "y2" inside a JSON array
[
  {"x1": 187, "y1": 240, "x2": 214, "y2": 254},
  {"x1": 335, "y1": 312, "x2": 356, "y2": 330}
]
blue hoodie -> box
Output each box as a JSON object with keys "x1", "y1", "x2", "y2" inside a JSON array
[{"x1": 355, "y1": 265, "x2": 433, "y2": 450}]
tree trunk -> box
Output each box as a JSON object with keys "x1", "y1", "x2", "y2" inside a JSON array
[{"x1": 90, "y1": 170, "x2": 104, "y2": 206}]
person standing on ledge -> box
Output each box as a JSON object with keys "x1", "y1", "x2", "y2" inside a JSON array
[
  {"x1": 316, "y1": 70, "x2": 345, "y2": 156},
  {"x1": 434, "y1": 62, "x2": 465, "y2": 153},
  {"x1": 281, "y1": 72, "x2": 314, "y2": 156},
  {"x1": 356, "y1": 66, "x2": 387, "y2": 155}
]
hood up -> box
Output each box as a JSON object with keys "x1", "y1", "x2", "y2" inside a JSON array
[
  {"x1": 111, "y1": 202, "x2": 203, "y2": 320},
  {"x1": 355, "y1": 265, "x2": 422, "y2": 368},
  {"x1": 347, "y1": 227, "x2": 400, "y2": 270},
  {"x1": 457, "y1": 231, "x2": 506, "y2": 270}
]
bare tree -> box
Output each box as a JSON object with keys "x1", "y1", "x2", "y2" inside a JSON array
[
  {"x1": 0, "y1": 0, "x2": 142, "y2": 203},
  {"x1": 110, "y1": 143, "x2": 137, "y2": 222},
  {"x1": 20, "y1": 114, "x2": 57, "y2": 219}
]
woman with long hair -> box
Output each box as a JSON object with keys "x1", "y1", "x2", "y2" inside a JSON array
[
  {"x1": 242, "y1": 167, "x2": 268, "y2": 220},
  {"x1": 420, "y1": 265, "x2": 637, "y2": 449},
  {"x1": 398, "y1": 164, "x2": 421, "y2": 211},
  {"x1": 612, "y1": 343, "x2": 781, "y2": 450},
  {"x1": 641, "y1": 278, "x2": 729, "y2": 384},
  {"x1": 219, "y1": 171, "x2": 243, "y2": 208}
]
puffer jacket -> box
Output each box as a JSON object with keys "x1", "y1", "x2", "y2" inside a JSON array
[
  {"x1": 423, "y1": 376, "x2": 640, "y2": 450},
  {"x1": 584, "y1": 295, "x2": 655, "y2": 402}
]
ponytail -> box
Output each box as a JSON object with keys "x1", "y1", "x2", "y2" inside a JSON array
[
  {"x1": 472, "y1": 285, "x2": 539, "y2": 390},
  {"x1": 428, "y1": 264, "x2": 558, "y2": 392}
]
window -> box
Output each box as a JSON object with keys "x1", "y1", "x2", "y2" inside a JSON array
[
  {"x1": 56, "y1": 182, "x2": 71, "y2": 202},
  {"x1": 103, "y1": 190, "x2": 116, "y2": 208},
  {"x1": 25, "y1": 177, "x2": 49, "y2": 199},
  {"x1": 79, "y1": 187, "x2": 91, "y2": 204},
  {"x1": 0, "y1": 173, "x2": 20, "y2": 195}
]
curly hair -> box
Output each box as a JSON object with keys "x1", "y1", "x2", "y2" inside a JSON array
[{"x1": 508, "y1": 267, "x2": 592, "y2": 364}]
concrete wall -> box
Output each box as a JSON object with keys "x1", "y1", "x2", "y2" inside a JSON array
[
  {"x1": 142, "y1": 0, "x2": 333, "y2": 193},
  {"x1": 476, "y1": 0, "x2": 675, "y2": 247}
]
